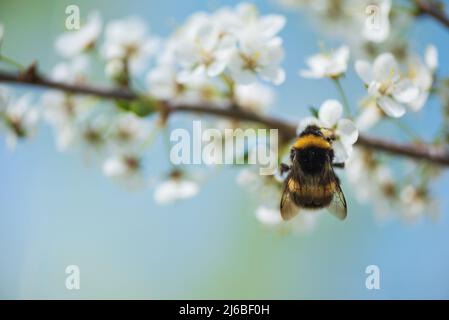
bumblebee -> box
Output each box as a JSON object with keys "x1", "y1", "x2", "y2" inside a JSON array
[{"x1": 280, "y1": 125, "x2": 347, "y2": 220}]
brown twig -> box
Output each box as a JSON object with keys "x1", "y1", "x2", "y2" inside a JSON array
[
  {"x1": 415, "y1": 0, "x2": 449, "y2": 29},
  {"x1": 1, "y1": 69, "x2": 449, "y2": 166}
]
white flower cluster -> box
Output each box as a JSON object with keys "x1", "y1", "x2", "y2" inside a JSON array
[
  {"x1": 43, "y1": 86, "x2": 152, "y2": 189},
  {"x1": 0, "y1": 89, "x2": 39, "y2": 150},
  {"x1": 277, "y1": 0, "x2": 392, "y2": 44},
  {"x1": 101, "y1": 16, "x2": 159, "y2": 77},
  {"x1": 278, "y1": 0, "x2": 436, "y2": 84},
  {"x1": 154, "y1": 171, "x2": 199, "y2": 205},
  {"x1": 299, "y1": 43, "x2": 438, "y2": 126},
  {"x1": 147, "y1": 3, "x2": 285, "y2": 108},
  {"x1": 347, "y1": 149, "x2": 437, "y2": 222},
  {"x1": 355, "y1": 47, "x2": 438, "y2": 126},
  {"x1": 300, "y1": 45, "x2": 350, "y2": 79},
  {"x1": 55, "y1": 11, "x2": 102, "y2": 59},
  {"x1": 356, "y1": 53, "x2": 419, "y2": 118}
]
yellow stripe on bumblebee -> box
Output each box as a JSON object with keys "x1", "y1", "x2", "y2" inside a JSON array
[{"x1": 293, "y1": 134, "x2": 331, "y2": 150}]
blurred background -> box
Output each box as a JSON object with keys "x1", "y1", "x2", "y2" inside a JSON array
[{"x1": 1, "y1": 0, "x2": 449, "y2": 299}]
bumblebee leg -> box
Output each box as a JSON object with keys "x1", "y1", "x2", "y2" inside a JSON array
[
  {"x1": 333, "y1": 162, "x2": 345, "y2": 169},
  {"x1": 280, "y1": 163, "x2": 291, "y2": 176}
]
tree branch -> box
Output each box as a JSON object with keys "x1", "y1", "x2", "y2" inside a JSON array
[
  {"x1": 1, "y1": 69, "x2": 449, "y2": 166},
  {"x1": 415, "y1": 0, "x2": 449, "y2": 29}
]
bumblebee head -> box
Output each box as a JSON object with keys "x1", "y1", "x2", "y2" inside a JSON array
[
  {"x1": 299, "y1": 125, "x2": 335, "y2": 142},
  {"x1": 299, "y1": 125, "x2": 323, "y2": 138},
  {"x1": 293, "y1": 125, "x2": 333, "y2": 152}
]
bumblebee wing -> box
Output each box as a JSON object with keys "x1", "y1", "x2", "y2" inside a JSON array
[
  {"x1": 280, "y1": 174, "x2": 300, "y2": 221},
  {"x1": 328, "y1": 172, "x2": 347, "y2": 220}
]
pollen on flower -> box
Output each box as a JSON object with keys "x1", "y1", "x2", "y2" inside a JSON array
[
  {"x1": 240, "y1": 52, "x2": 259, "y2": 71},
  {"x1": 124, "y1": 156, "x2": 141, "y2": 170},
  {"x1": 6, "y1": 118, "x2": 26, "y2": 138},
  {"x1": 83, "y1": 128, "x2": 104, "y2": 145}
]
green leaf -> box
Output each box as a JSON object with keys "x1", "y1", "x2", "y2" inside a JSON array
[
  {"x1": 130, "y1": 96, "x2": 159, "y2": 117},
  {"x1": 115, "y1": 99, "x2": 131, "y2": 112},
  {"x1": 309, "y1": 106, "x2": 319, "y2": 118}
]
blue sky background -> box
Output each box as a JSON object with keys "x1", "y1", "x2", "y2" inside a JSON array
[{"x1": 0, "y1": 0, "x2": 449, "y2": 299}]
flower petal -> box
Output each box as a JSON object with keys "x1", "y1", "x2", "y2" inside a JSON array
[
  {"x1": 297, "y1": 116, "x2": 321, "y2": 135},
  {"x1": 154, "y1": 180, "x2": 177, "y2": 204},
  {"x1": 337, "y1": 119, "x2": 358, "y2": 145},
  {"x1": 377, "y1": 96, "x2": 405, "y2": 118},
  {"x1": 177, "y1": 181, "x2": 199, "y2": 199},
  {"x1": 373, "y1": 52, "x2": 398, "y2": 82},
  {"x1": 259, "y1": 15, "x2": 286, "y2": 38},
  {"x1": 231, "y1": 68, "x2": 257, "y2": 84},
  {"x1": 304, "y1": 54, "x2": 328, "y2": 78},
  {"x1": 329, "y1": 46, "x2": 349, "y2": 75},
  {"x1": 425, "y1": 44, "x2": 438, "y2": 71},
  {"x1": 392, "y1": 79, "x2": 419, "y2": 104},
  {"x1": 356, "y1": 103, "x2": 382, "y2": 131},
  {"x1": 260, "y1": 66, "x2": 285, "y2": 85},
  {"x1": 318, "y1": 99, "x2": 343, "y2": 127},
  {"x1": 355, "y1": 60, "x2": 373, "y2": 84},
  {"x1": 334, "y1": 46, "x2": 350, "y2": 64},
  {"x1": 255, "y1": 206, "x2": 282, "y2": 226},
  {"x1": 332, "y1": 139, "x2": 350, "y2": 163},
  {"x1": 207, "y1": 60, "x2": 227, "y2": 77}
]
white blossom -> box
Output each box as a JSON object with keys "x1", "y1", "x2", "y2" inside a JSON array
[
  {"x1": 235, "y1": 83, "x2": 274, "y2": 113},
  {"x1": 298, "y1": 99, "x2": 358, "y2": 163},
  {"x1": 146, "y1": 39, "x2": 188, "y2": 102},
  {"x1": 103, "y1": 154, "x2": 146, "y2": 189},
  {"x1": 41, "y1": 91, "x2": 87, "y2": 151},
  {"x1": 255, "y1": 204, "x2": 321, "y2": 232},
  {"x1": 425, "y1": 44, "x2": 438, "y2": 72},
  {"x1": 236, "y1": 168, "x2": 260, "y2": 190},
  {"x1": 147, "y1": 47, "x2": 229, "y2": 107},
  {"x1": 154, "y1": 172, "x2": 199, "y2": 205},
  {"x1": 406, "y1": 45, "x2": 438, "y2": 111},
  {"x1": 147, "y1": 64, "x2": 181, "y2": 101},
  {"x1": 300, "y1": 45, "x2": 349, "y2": 79},
  {"x1": 105, "y1": 59, "x2": 126, "y2": 78},
  {"x1": 355, "y1": 97, "x2": 383, "y2": 131},
  {"x1": 55, "y1": 11, "x2": 102, "y2": 58},
  {"x1": 0, "y1": 91, "x2": 39, "y2": 150},
  {"x1": 355, "y1": 52, "x2": 419, "y2": 118},
  {"x1": 228, "y1": 33, "x2": 285, "y2": 85},
  {"x1": 108, "y1": 113, "x2": 150, "y2": 152},
  {"x1": 233, "y1": 2, "x2": 286, "y2": 37},
  {"x1": 400, "y1": 185, "x2": 437, "y2": 222},
  {"x1": 169, "y1": 3, "x2": 286, "y2": 85},
  {"x1": 101, "y1": 16, "x2": 159, "y2": 74},
  {"x1": 346, "y1": 149, "x2": 396, "y2": 221},
  {"x1": 77, "y1": 115, "x2": 109, "y2": 155},
  {"x1": 51, "y1": 55, "x2": 89, "y2": 84},
  {"x1": 345, "y1": 149, "x2": 374, "y2": 203},
  {"x1": 174, "y1": 18, "x2": 236, "y2": 82},
  {"x1": 182, "y1": 74, "x2": 229, "y2": 107},
  {"x1": 228, "y1": 3, "x2": 286, "y2": 84},
  {"x1": 255, "y1": 206, "x2": 283, "y2": 226},
  {"x1": 276, "y1": 0, "x2": 391, "y2": 44}
]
